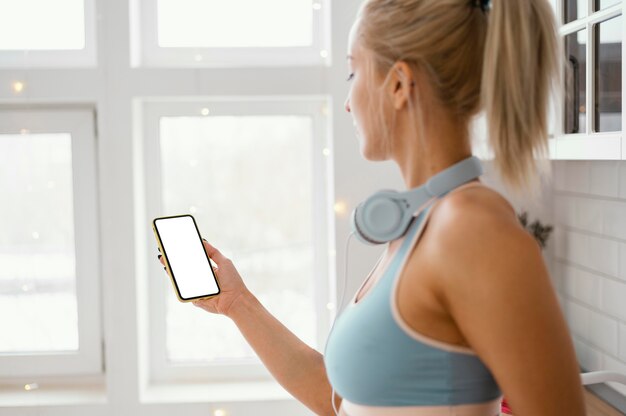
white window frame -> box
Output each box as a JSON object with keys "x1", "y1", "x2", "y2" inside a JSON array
[
  {"x1": 0, "y1": 107, "x2": 102, "y2": 378},
  {"x1": 550, "y1": 0, "x2": 625, "y2": 160},
  {"x1": 0, "y1": 0, "x2": 97, "y2": 68},
  {"x1": 130, "y1": 0, "x2": 332, "y2": 68},
  {"x1": 136, "y1": 96, "x2": 334, "y2": 383}
]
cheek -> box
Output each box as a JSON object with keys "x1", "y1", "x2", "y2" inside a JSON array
[{"x1": 350, "y1": 82, "x2": 368, "y2": 126}]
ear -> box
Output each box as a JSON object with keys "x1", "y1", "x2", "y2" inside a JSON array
[{"x1": 387, "y1": 61, "x2": 415, "y2": 110}]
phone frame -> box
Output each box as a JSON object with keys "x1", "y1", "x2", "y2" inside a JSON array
[{"x1": 152, "y1": 214, "x2": 221, "y2": 302}]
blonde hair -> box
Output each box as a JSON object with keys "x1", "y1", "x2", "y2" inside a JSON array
[{"x1": 356, "y1": 0, "x2": 561, "y2": 190}]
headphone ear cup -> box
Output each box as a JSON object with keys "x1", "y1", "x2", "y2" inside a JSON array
[{"x1": 352, "y1": 190, "x2": 411, "y2": 244}]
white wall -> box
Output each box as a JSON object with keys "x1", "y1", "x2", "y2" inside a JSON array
[{"x1": 551, "y1": 161, "x2": 626, "y2": 396}]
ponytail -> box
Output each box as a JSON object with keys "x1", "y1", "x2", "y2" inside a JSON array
[{"x1": 482, "y1": 0, "x2": 561, "y2": 190}]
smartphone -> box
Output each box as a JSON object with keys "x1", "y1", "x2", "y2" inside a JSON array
[{"x1": 152, "y1": 214, "x2": 220, "y2": 302}]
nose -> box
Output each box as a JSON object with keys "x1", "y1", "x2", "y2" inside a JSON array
[{"x1": 344, "y1": 97, "x2": 351, "y2": 113}]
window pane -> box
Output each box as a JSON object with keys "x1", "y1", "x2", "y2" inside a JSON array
[
  {"x1": 0, "y1": 0, "x2": 85, "y2": 50},
  {"x1": 160, "y1": 115, "x2": 316, "y2": 363},
  {"x1": 564, "y1": 0, "x2": 588, "y2": 24},
  {"x1": 594, "y1": 0, "x2": 621, "y2": 11},
  {"x1": 0, "y1": 134, "x2": 78, "y2": 353},
  {"x1": 157, "y1": 0, "x2": 313, "y2": 48},
  {"x1": 594, "y1": 15, "x2": 622, "y2": 132},
  {"x1": 564, "y1": 30, "x2": 587, "y2": 133}
]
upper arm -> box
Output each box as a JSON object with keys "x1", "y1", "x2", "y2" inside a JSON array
[{"x1": 431, "y1": 196, "x2": 585, "y2": 415}]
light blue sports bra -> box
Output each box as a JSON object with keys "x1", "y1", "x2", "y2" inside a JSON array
[{"x1": 324, "y1": 201, "x2": 501, "y2": 410}]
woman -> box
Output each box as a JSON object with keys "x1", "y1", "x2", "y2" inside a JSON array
[{"x1": 161, "y1": 0, "x2": 586, "y2": 414}]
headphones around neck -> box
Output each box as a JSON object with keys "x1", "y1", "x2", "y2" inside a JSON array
[{"x1": 351, "y1": 156, "x2": 483, "y2": 245}]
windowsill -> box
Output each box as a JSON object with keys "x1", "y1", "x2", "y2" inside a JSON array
[
  {"x1": 141, "y1": 379, "x2": 295, "y2": 404},
  {"x1": 0, "y1": 379, "x2": 106, "y2": 407}
]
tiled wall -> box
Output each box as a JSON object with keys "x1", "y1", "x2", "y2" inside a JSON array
[{"x1": 552, "y1": 161, "x2": 626, "y2": 396}]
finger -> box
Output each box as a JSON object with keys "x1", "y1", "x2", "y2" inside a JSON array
[{"x1": 201, "y1": 238, "x2": 228, "y2": 264}]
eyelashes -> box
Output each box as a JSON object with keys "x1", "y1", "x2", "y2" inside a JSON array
[{"x1": 346, "y1": 73, "x2": 354, "y2": 82}]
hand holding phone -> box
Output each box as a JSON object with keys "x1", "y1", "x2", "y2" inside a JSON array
[{"x1": 153, "y1": 214, "x2": 220, "y2": 302}]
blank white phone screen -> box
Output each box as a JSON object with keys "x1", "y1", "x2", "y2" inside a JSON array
[{"x1": 155, "y1": 216, "x2": 219, "y2": 300}]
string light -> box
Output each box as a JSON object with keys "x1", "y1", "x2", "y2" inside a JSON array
[
  {"x1": 20, "y1": 128, "x2": 30, "y2": 135},
  {"x1": 312, "y1": 2, "x2": 322, "y2": 10},
  {"x1": 213, "y1": 409, "x2": 227, "y2": 416},
  {"x1": 320, "y1": 50, "x2": 329, "y2": 59},
  {"x1": 201, "y1": 108, "x2": 210, "y2": 116},
  {"x1": 194, "y1": 54, "x2": 203, "y2": 62},
  {"x1": 12, "y1": 81, "x2": 25, "y2": 93},
  {"x1": 24, "y1": 383, "x2": 39, "y2": 391},
  {"x1": 322, "y1": 148, "x2": 330, "y2": 156},
  {"x1": 333, "y1": 201, "x2": 347, "y2": 216}
]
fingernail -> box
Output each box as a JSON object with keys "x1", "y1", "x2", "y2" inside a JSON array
[{"x1": 158, "y1": 254, "x2": 162, "y2": 259}]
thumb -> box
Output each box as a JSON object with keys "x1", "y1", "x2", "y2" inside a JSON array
[{"x1": 202, "y1": 238, "x2": 229, "y2": 265}]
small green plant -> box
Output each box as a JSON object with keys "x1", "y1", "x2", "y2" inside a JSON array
[{"x1": 517, "y1": 211, "x2": 553, "y2": 250}]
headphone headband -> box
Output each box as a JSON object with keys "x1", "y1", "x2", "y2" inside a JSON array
[
  {"x1": 352, "y1": 156, "x2": 483, "y2": 245},
  {"x1": 420, "y1": 156, "x2": 483, "y2": 206}
]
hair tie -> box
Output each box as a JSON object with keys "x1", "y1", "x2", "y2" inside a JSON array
[{"x1": 473, "y1": 0, "x2": 491, "y2": 12}]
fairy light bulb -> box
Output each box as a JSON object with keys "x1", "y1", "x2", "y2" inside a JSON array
[
  {"x1": 12, "y1": 81, "x2": 25, "y2": 93},
  {"x1": 333, "y1": 201, "x2": 347, "y2": 216}
]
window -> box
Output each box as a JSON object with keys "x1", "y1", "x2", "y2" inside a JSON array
[
  {"x1": 553, "y1": 0, "x2": 623, "y2": 159},
  {"x1": 0, "y1": 0, "x2": 362, "y2": 412},
  {"x1": 132, "y1": 0, "x2": 330, "y2": 67},
  {"x1": 138, "y1": 98, "x2": 333, "y2": 382},
  {"x1": 564, "y1": 29, "x2": 587, "y2": 134},
  {"x1": 0, "y1": 109, "x2": 102, "y2": 377},
  {"x1": 594, "y1": 14, "x2": 622, "y2": 132},
  {"x1": 0, "y1": 0, "x2": 97, "y2": 67}
]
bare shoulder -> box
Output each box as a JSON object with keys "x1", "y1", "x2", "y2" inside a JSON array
[
  {"x1": 421, "y1": 183, "x2": 543, "y2": 288},
  {"x1": 426, "y1": 183, "x2": 531, "y2": 245}
]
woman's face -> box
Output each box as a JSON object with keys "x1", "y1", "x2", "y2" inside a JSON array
[{"x1": 345, "y1": 20, "x2": 390, "y2": 161}]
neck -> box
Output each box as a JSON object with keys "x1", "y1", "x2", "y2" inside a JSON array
[{"x1": 392, "y1": 107, "x2": 473, "y2": 189}]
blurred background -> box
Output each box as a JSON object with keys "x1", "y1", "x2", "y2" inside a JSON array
[{"x1": 0, "y1": 0, "x2": 624, "y2": 415}]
